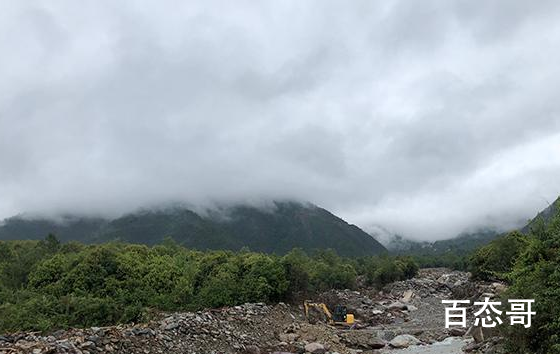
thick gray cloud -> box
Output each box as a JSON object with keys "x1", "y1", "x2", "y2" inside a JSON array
[{"x1": 1, "y1": 1, "x2": 560, "y2": 240}]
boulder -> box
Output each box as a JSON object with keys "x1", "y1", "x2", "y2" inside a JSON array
[
  {"x1": 278, "y1": 333, "x2": 299, "y2": 342},
  {"x1": 304, "y1": 342, "x2": 326, "y2": 354},
  {"x1": 466, "y1": 326, "x2": 484, "y2": 343},
  {"x1": 389, "y1": 334, "x2": 421, "y2": 348},
  {"x1": 449, "y1": 328, "x2": 466, "y2": 337},
  {"x1": 491, "y1": 282, "x2": 507, "y2": 294},
  {"x1": 406, "y1": 305, "x2": 418, "y2": 311},
  {"x1": 245, "y1": 345, "x2": 261, "y2": 354},
  {"x1": 464, "y1": 341, "x2": 482, "y2": 352},
  {"x1": 401, "y1": 290, "x2": 414, "y2": 303},
  {"x1": 163, "y1": 322, "x2": 179, "y2": 330},
  {"x1": 387, "y1": 301, "x2": 407, "y2": 310},
  {"x1": 340, "y1": 331, "x2": 385, "y2": 349}
]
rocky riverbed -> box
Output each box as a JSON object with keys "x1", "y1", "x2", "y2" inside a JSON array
[{"x1": 0, "y1": 268, "x2": 507, "y2": 354}]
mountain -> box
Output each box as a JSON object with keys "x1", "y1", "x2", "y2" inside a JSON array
[
  {"x1": 382, "y1": 234, "x2": 429, "y2": 253},
  {"x1": 384, "y1": 195, "x2": 560, "y2": 256},
  {"x1": 521, "y1": 196, "x2": 560, "y2": 233},
  {"x1": 383, "y1": 229, "x2": 500, "y2": 256},
  {"x1": 384, "y1": 195, "x2": 560, "y2": 255},
  {"x1": 0, "y1": 201, "x2": 387, "y2": 256},
  {"x1": 427, "y1": 230, "x2": 500, "y2": 254}
]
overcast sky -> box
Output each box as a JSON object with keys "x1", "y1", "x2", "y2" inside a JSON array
[{"x1": 1, "y1": 1, "x2": 560, "y2": 241}]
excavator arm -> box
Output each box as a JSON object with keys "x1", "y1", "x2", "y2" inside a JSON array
[{"x1": 304, "y1": 301, "x2": 334, "y2": 323}]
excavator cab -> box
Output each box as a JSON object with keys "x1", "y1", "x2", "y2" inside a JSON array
[{"x1": 332, "y1": 305, "x2": 348, "y2": 323}]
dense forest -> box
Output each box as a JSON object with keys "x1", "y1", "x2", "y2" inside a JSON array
[
  {"x1": 0, "y1": 236, "x2": 416, "y2": 334},
  {"x1": 469, "y1": 208, "x2": 560, "y2": 354}
]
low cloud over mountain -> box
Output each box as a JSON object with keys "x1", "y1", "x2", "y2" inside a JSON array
[{"x1": 1, "y1": 1, "x2": 560, "y2": 240}]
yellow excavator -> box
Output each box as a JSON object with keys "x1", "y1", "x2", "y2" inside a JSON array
[{"x1": 304, "y1": 300, "x2": 355, "y2": 327}]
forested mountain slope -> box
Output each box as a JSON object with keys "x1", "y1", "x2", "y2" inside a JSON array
[{"x1": 0, "y1": 201, "x2": 386, "y2": 256}]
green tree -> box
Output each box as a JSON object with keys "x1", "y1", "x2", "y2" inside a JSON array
[
  {"x1": 501, "y1": 213, "x2": 560, "y2": 353},
  {"x1": 469, "y1": 231, "x2": 529, "y2": 281}
]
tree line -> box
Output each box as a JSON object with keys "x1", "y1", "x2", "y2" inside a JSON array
[{"x1": 0, "y1": 236, "x2": 417, "y2": 333}]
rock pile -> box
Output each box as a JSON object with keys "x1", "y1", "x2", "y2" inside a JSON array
[
  {"x1": 0, "y1": 268, "x2": 506, "y2": 354},
  {"x1": 384, "y1": 268, "x2": 470, "y2": 299},
  {"x1": 0, "y1": 303, "x2": 298, "y2": 354}
]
